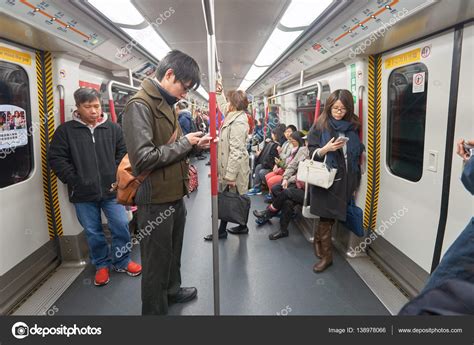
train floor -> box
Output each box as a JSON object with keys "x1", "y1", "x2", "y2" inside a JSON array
[{"x1": 48, "y1": 157, "x2": 389, "y2": 316}]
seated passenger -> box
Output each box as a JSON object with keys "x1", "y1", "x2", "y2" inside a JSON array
[
  {"x1": 247, "y1": 127, "x2": 283, "y2": 195},
  {"x1": 253, "y1": 135, "x2": 309, "y2": 240},
  {"x1": 48, "y1": 87, "x2": 142, "y2": 286},
  {"x1": 278, "y1": 125, "x2": 297, "y2": 162},
  {"x1": 264, "y1": 130, "x2": 304, "y2": 200}
]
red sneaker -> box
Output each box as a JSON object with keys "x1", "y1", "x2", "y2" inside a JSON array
[
  {"x1": 94, "y1": 268, "x2": 110, "y2": 286},
  {"x1": 114, "y1": 261, "x2": 142, "y2": 277}
]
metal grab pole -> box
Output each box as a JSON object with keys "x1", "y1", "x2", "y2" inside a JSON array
[
  {"x1": 313, "y1": 81, "x2": 323, "y2": 124},
  {"x1": 203, "y1": 0, "x2": 220, "y2": 316},
  {"x1": 358, "y1": 85, "x2": 365, "y2": 142},
  {"x1": 263, "y1": 97, "x2": 269, "y2": 138}
]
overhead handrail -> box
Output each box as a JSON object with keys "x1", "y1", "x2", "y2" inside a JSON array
[{"x1": 267, "y1": 81, "x2": 321, "y2": 101}]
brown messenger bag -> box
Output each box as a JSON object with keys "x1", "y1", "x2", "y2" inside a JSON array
[{"x1": 111, "y1": 129, "x2": 178, "y2": 205}]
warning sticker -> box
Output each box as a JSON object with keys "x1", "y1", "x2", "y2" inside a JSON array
[{"x1": 413, "y1": 72, "x2": 425, "y2": 93}]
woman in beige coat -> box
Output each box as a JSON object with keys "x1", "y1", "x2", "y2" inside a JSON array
[{"x1": 204, "y1": 82, "x2": 250, "y2": 241}]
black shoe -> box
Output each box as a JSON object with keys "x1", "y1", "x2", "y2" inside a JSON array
[
  {"x1": 253, "y1": 209, "x2": 267, "y2": 218},
  {"x1": 169, "y1": 287, "x2": 197, "y2": 304},
  {"x1": 204, "y1": 231, "x2": 227, "y2": 241},
  {"x1": 227, "y1": 225, "x2": 249, "y2": 235},
  {"x1": 269, "y1": 230, "x2": 289, "y2": 240},
  {"x1": 205, "y1": 161, "x2": 211, "y2": 166},
  {"x1": 253, "y1": 209, "x2": 276, "y2": 223}
]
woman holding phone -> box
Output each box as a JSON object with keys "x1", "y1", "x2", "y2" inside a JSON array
[
  {"x1": 204, "y1": 79, "x2": 250, "y2": 241},
  {"x1": 307, "y1": 89, "x2": 364, "y2": 273}
]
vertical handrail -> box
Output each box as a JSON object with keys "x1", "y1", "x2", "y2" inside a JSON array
[
  {"x1": 313, "y1": 81, "x2": 323, "y2": 124},
  {"x1": 57, "y1": 85, "x2": 65, "y2": 124},
  {"x1": 263, "y1": 97, "x2": 269, "y2": 138},
  {"x1": 358, "y1": 85, "x2": 365, "y2": 142},
  {"x1": 203, "y1": 0, "x2": 220, "y2": 316}
]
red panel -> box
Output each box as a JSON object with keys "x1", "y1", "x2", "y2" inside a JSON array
[{"x1": 78, "y1": 81, "x2": 100, "y2": 91}]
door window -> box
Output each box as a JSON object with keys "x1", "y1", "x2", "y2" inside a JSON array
[
  {"x1": 0, "y1": 61, "x2": 33, "y2": 188},
  {"x1": 387, "y1": 63, "x2": 428, "y2": 182}
]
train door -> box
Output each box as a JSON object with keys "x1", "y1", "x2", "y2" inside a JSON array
[
  {"x1": 0, "y1": 42, "x2": 60, "y2": 313},
  {"x1": 374, "y1": 31, "x2": 456, "y2": 287},
  {"x1": 442, "y1": 23, "x2": 474, "y2": 256}
]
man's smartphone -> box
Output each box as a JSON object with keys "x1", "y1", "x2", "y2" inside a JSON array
[{"x1": 463, "y1": 142, "x2": 474, "y2": 157}]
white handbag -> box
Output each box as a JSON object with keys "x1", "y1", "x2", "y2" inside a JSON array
[
  {"x1": 302, "y1": 179, "x2": 319, "y2": 219},
  {"x1": 296, "y1": 150, "x2": 337, "y2": 189}
]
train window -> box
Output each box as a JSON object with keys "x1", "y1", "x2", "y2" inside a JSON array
[
  {"x1": 101, "y1": 86, "x2": 136, "y2": 125},
  {"x1": 387, "y1": 63, "x2": 428, "y2": 182},
  {"x1": 0, "y1": 61, "x2": 33, "y2": 188},
  {"x1": 296, "y1": 89, "x2": 319, "y2": 131}
]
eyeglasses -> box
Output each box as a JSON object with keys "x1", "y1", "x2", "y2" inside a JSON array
[
  {"x1": 331, "y1": 107, "x2": 347, "y2": 113},
  {"x1": 179, "y1": 80, "x2": 192, "y2": 93}
]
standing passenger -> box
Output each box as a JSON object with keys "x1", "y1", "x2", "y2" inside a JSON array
[
  {"x1": 177, "y1": 100, "x2": 194, "y2": 135},
  {"x1": 122, "y1": 50, "x2": 210, "y2": 315},
  {"x1": 204, "y1": 80, "x2": 250, "y2": 240},
  {"x1": 48, "y1": 87, "x2": 142, "y2": 286},
  {"x1": 308, "y1": 89, "x2": 364, "y2": 273}
]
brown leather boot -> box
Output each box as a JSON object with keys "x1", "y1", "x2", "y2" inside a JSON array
[
  {"x1": 313, "y1": 224, "x2": 322, "y2": 258},
  {"x1": 313, "y1": 220, "x2": 334, "y2": 273}
]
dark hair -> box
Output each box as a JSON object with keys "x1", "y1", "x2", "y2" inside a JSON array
[
  {"x1": 226, "y1": 90, "x2": 249, "y2": 111},
  {"x1": 286, "y1": 124, "x2": 297, "y2": 132},
  {"x1": 156, "y1": 50, "x2": 201, "y2": 90},
  {"x1": 271, "y1": 127, "x2": 284, "y2": 143},
  {"x1": 316, "y1": 89, "x2": 360, "y2": 131},
  {"x1": 74, "y1": 87, "x2": 100, "y2": 105},
  {"x1": 290, "y1": 130, "x2": 304, "y2": 147},
  {"x1": 176, "y1": 100, "x2": 188, "y2": 110}
]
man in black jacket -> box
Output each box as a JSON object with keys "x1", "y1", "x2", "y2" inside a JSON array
[{"x1": 48, "y1": 88, "x2": 142, "y2": 287}]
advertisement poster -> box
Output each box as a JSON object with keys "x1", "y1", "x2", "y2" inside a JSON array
[{"x1": 0, "y1": 104, "x2": 28, "y2": 150}]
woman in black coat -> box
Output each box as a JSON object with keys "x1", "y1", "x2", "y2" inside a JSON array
[{"x1": 308, "y1": 89, "x2": 364, "y2": 273}]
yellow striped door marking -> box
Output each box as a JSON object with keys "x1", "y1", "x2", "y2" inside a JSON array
[{"x1": 36, "y1": 51, "x2": 63, "y2": 239}]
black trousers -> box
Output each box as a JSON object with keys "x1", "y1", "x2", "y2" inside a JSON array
[
  {"x1": 137, "y1": 199, "x2": 186, "y2": 315},
  {"x1": 272, "y1": 187, "x2": 304, "y2": 231}
]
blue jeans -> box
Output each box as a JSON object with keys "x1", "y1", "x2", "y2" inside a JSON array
[
  {"x1": 422, "y1": 217, "x2": 474, "y2": 292},
  {"x1": 74, "y1": 198, "x2": 131, "y2": 270}
]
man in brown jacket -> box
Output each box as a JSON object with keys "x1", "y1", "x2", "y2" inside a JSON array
[{"x1": 122, "y1": 50, "x2": 210, "y2": 315}]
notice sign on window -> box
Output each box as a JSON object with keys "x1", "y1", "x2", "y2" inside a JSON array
[
  {"x1": 412, "y1": 72, "x2": 425, "y2": 93},
  {"x1": 0, "y1": 105, "x2": 28, "y2": 150}
]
